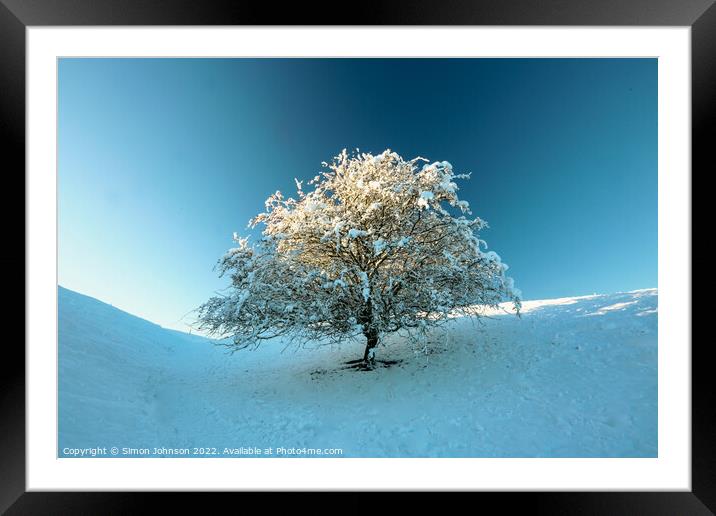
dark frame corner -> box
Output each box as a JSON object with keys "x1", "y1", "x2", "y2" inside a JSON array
[{"x1": 3, "y1": 0, "x2": 711, "y2": 513}]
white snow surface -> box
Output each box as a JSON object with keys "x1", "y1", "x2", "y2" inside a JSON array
[{"x1": 58, "y1": 286, "x2": 657, "y2": 457}]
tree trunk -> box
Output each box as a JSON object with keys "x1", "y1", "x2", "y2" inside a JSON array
[
  {"x1": 363, "y1": 327, "x2": 379, "y2": 368},
  {"x1": 359, "y1": 299, "x2": 378, "y2": 369}
]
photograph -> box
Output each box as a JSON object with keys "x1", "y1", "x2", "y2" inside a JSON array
[{"x1": 57, "y1": 57, "x2": 658, "y2": 459}]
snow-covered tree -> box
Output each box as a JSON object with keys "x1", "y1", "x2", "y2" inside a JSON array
[{"x1": 198, "y1": 149, "x2": 520, "y2": 368}]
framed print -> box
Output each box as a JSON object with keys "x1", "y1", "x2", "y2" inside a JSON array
[{"x1": 4, "y1": 0, "x2": 711, "y2": 512}]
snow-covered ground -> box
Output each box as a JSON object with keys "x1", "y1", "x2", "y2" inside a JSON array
[{"x1": 58, "y1": 286, "x2": 657, "y2": 458}]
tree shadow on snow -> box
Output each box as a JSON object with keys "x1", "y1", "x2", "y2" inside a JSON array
[{"x1": 310, "y1": 358, "x2": 403, "y2": 377}]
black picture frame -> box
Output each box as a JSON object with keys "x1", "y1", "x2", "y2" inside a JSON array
[{"x1": 3, "y1": 0, "x2": 710, "y2": 512}]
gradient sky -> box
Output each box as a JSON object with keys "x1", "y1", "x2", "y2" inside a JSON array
[{"x1": 58, "y1": 58, "x2": 657, "y2": 332}]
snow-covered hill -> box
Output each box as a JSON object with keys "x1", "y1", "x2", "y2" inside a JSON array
[{"x1": 58, "y1": 286, "x2": 657, "y2": 457}]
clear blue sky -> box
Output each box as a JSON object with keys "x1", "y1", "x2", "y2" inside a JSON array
[{"x1": 58, "y1": 58, "x2": 657, "y2": 331}]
